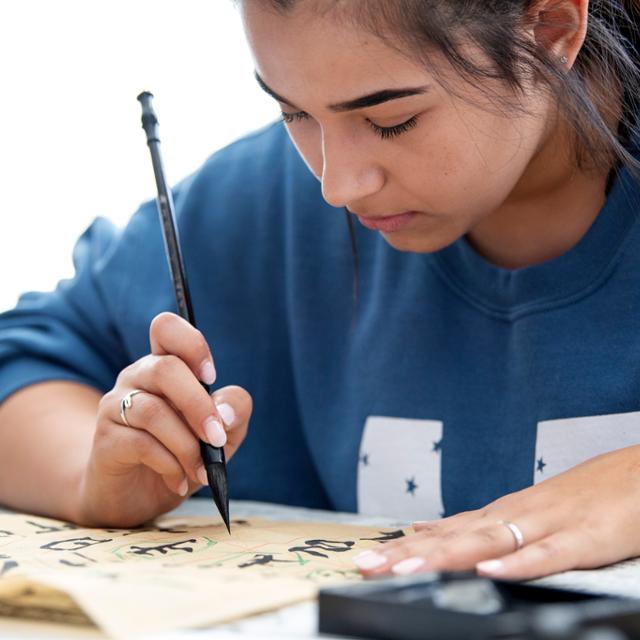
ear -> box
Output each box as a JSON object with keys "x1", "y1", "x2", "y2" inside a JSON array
[{"x1": 529, "y1": 0, "x2": 588, "y2": 67}]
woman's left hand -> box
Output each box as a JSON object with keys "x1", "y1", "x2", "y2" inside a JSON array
[{"x1": 354, "y1": 445, "x2": 640, "y2": 580}]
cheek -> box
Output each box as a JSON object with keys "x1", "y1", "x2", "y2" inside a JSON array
[{"x1": 406, "y1": 115, "x2": 536, "y2": 218}]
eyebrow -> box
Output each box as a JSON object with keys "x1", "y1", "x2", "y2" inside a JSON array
[{"x1": 254, "y1": 71, "x2": 430, "y2": 113}]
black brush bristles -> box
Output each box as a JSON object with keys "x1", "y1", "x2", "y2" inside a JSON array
[{"x1": 206, "y1": 462, "x2": 230, "y2": 534}]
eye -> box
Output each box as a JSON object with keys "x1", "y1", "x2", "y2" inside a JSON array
[
  {"x1": 280, "y1": 110, "x2": 420, "y2": 140},
  {"x1": 280, "y1": 111, "x2": 310, "y2": 124},
  {"x1": 367, "y1": 115, "x2": 419, "y2": 140}
]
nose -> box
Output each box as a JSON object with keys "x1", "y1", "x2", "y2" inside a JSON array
[{"x1": 319, "y1": 130, "x2": 384, "y2": 209}]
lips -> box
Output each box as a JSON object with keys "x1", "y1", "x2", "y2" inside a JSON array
[
  {"x1": 355, "y1": 211, "x2": 418, "y2": 233},
  {"x1": 350, "y1": 209, "x2": 414, "y2": 219}
]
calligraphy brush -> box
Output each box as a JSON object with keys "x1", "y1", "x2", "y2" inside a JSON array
[{"x1": 137, "y1": 91, "x2": 230, "y2": 534}]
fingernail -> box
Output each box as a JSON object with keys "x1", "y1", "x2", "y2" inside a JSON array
[
  {"x1": 196, "y1": 465, "x2": 208, "y2": 486},
  {"x1": 200, "y1": 359, "x2": 216, "y2": 385},
  {"x1": 178, "y1": 478, "x2": 189, "y2": 497},
  {"x1": 392, "y1": 557, "x2": 425, "y2": 576},
  {"x1": 353, "y1": 551, "x2": 387, "y2": 570},
  {"x1": 413, "y1": 521, "x2": 434, "y2": 526},
  {"x1": 476, "y1": 559, "x2": 505, "y2": 576},
  {"x1": 203, "y1": 417, "x2": 227, "y2": 447},
  {"x1": 215, "y1": 402, "x2": 236, "y2": 426}
]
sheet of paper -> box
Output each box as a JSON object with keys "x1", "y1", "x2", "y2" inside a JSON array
[{"x1": 0, "y1": 513, "x2": 405, "y2": 638}]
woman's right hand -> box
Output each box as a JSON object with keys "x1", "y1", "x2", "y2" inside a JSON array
[{"x1": 76, "y1": 312, "x2": 252, "y2": 528}]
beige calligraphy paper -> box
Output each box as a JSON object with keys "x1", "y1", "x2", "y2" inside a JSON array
[{"x1": 0, "y1": 514, "x2": 405, "y2": 638}]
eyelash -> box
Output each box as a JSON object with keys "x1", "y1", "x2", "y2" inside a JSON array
[{"x1": 280, "y1": 111, "x2": 419, "y2": 140}]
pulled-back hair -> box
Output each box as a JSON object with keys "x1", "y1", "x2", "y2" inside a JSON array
[{"x1": 246, "y1": 0, "x2": 640, "y2": 177}]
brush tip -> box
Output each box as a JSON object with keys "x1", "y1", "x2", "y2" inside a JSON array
[{"x1": 206, "y1": 462, "x2": 231, "y2": 534}]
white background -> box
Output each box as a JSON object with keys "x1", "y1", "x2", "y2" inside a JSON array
[{"x1": 0, "y1": 1, "x2": 279, "y2": 311}]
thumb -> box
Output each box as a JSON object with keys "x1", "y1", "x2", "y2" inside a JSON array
[{"x1": 210, "y1": 385, "x2": 252, "y2": 462}]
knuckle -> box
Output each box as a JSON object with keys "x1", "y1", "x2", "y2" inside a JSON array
[
  {"x1": 441, "y1": 529, "x2": 459, "y2": 541},
  {"x1": 150, "y1": 354, "x2": 183, "y2": 381},
  {"x1": 404, "y1": 539, "x2": 429, "y2": 557},
  {"x1": 382, "y1": 540, "x2": 409, "y2": 557},
  {"x1": 114, "y1": 366, "x2": 132, "y2": 387},
  {"x1": 150, "y1": 312, "x2": 176, "y2": 338},
  {"x1": 536, "y1": 539, "x2": 561, "y2": 560},
  {"x1": 136, "y1": 395, "x2": 164, "y2": 425},
  {"x1": 474, "y1": 527, "x2": 501, "y2": 545},
  {"x1": 99, "y1": 389, "x2": 116, "y2": 412},
  {"x1": 477, "y1": 507, "x2": 493, "y2": 521},
  {"x1": 490, "y1": 495, "x2": 511, "y2": 509},
  {"x1": 430, "y1": 546, "x2": 456, "y2": 565},
  {"x1": 417, "y1": 523, "x2": 441, "y2": 535}
]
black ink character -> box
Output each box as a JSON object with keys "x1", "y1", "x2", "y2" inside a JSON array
[
  {"x1": 128, "y1": 539, "x2": 197, "y2": 556},
  {"x1": 288, "y1": 539, "x2": 355, "y2": 558},
  {"x1": 59, "y1": 552, "x2": 98, "y2": 568},
  {"x1": 103, "y1": 528, "x2": 141, "y2": 535},
  {"x1": 155, "y1": 526, "x2": 189, "y2": 534},
  {"x1": 103, "y1": 526, "x2": 189, "y2": 536},
  {"x1": 238, "y1": 554, "x2": 299, "y2": 569},
  {"x1": 0, "y1": 530, "x2": 13, "y2": 538},
  {"x1": 0, "y1": 558, "x2": 18, "y2": 577},
  {"x1": 27, "y1": 520, "x2": 78, "y2": 534},
  {"x1": 41, "y1": 537, "x2": 113, "y2": 552},
  {"x1": 360, "y1": 530, "x2": 406, "y2": 543}
]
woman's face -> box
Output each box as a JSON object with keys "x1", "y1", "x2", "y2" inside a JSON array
[{"x1": 240, "y1": 2, "x2": 557, "y2": 253}]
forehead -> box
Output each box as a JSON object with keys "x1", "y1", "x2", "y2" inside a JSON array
[{"x1": 239, "y1": 2, "x2": 435, "y2": 103}]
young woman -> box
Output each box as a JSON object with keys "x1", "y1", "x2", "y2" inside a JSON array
[{"x1": 1, "y1": 0, "x2": 640, "y2": 582}]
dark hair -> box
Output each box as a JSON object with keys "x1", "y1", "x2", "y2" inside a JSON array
[
  {"x1": 262, "y1": 0, "x2": 640, "y2": 170},
  {"x1": 241, "y1": 0, "x2": 640, "y2": 306},
  {"x1": 253, "y1": 0, "x2": 640, "y2": 175}
]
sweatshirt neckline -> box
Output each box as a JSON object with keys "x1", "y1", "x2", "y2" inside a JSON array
[{"x1": 431, "y1": 166, "x2": 640, "y2": 321}]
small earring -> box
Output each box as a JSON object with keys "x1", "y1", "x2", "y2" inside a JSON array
[{"x1": 559, "y1": 55, "x2": 568, "y2": 65}]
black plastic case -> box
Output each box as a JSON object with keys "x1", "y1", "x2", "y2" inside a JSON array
[{"x1": 318, "y1": 572, "x2": 640, "y2": 640}]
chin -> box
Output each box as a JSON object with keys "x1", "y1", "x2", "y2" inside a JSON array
[{"x1": 381, "y1": 229, "x2": 461, "y2": 254}]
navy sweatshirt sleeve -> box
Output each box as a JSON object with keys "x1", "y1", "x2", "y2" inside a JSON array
[
  {"x1": 0, "y1": 122, "x2": 332, "y2": 510},
  {"x1": 0, "y1": 216, "x2": 130, "y2": 401}
]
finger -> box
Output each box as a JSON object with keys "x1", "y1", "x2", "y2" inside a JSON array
[
  {"x1": 476, "y1": 530, "x2": 588, "y2": 581},
  {"x1": 211, "y1": 386, "x2": 253, "y2": 458},
  {"x1": 118, "y1": 355, "x2": 226, "y2": 447},
  {"x1": 382, "y1": 510, "x2": 480, "y2": 558},
  {"x1": 356, "y1": 518, "x2": 543, "y2": 577},
  {"x1": 111, "y1": 425, "x2": 188, "y2": 497},
  {"x1": 115, "y1": 390, "x2": 208, "y2": 486},
  {"x1": 412, "y1": 509, "x2": 478, "y2": 533},
  {"x1": 415, "y1": 521, "x2": 536, "y2": 573},
  {"x1": 149, "y1": 312, "x2": 216, "y2": 385}
]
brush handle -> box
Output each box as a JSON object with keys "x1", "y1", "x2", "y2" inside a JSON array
[{"x1": 137, "y1": 92, "x2": 227, "y2": 471}]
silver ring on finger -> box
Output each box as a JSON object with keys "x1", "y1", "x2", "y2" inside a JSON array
[
  {"x1": 497, "y1": 520, "x2": 525, "y2": 550},
  {"x1": 119, "y1": 389, "x2": 145, "y2": 427}
]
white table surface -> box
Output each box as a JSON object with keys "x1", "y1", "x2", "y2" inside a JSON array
[{"x1": 1, "y1": 498, "x2": 640, "y2": 639}]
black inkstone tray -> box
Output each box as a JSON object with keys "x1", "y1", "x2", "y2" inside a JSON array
[{"x1": 318, "y1": 572, "x2": 640, "y2": 640}]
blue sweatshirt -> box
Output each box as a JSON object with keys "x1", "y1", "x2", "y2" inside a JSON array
[{"x1": 1, "y1": 122, "x2": 640, "y2": 521}]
